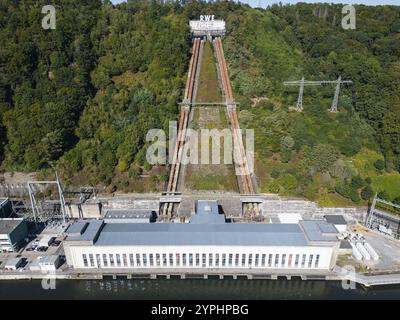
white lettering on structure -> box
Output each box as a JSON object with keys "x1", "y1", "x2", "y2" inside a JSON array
[{"x1": 200, "y1": 15, "x2": 215, "y2": 22}]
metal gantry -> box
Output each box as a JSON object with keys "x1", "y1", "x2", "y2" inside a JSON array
[
  {"x1": 365, "y1": 193, "x2": 400, "y2": 229},
  {"x1": 27, "y1": 172, "x2": 67, "y2": 224},
  {"x1": 283, "y1": 76, "x2": 353, "y2": 112}
]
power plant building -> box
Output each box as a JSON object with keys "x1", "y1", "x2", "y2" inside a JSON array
[
  {"x1": 0, "y1": 218, "x2": 29, "y2": 252},
  {"x1": 64, "y1": 201, "x2": 340, "y2": 271}
]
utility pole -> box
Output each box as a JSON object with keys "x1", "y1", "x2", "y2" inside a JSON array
[
  {"x1": 331, "y1": 76, "x2": 342, "y2": 112},
  {"x1": 366, "y1": 192, "x2": 378, "y2": 227},
  {"x1": 56, "y1": 172, "x2": 67, "y2": 225},
  {"x1": 296, "y1": 77, "x2": 304, "y2": 111},
  {"x1": 283, "y1": 77, "x2": 321, "y2": 112},
  {"x1": 283, "y1": 76, "x2": 352, "y2": 112}
]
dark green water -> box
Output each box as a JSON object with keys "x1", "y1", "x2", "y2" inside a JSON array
[{"x1": 0, "y1": 279, "x2": 400, "y2": 299}]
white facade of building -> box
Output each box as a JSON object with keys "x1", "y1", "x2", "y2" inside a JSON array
[
  {"x1": 334, "y1": 224, "x2": 347, "y2": 233},
  {"x1": 29, "y1": 255, "x2": 61, "y2": 271},
  {"x1": 190, "y1": 19, "x2": 226, "y2": 36},
  {"x1": 0, "y1": 234, "x2": 11, "y2": 252},
  {"x1": 66, "y1": 245, "x2": 335, "y2": 270},
  {"x1": 278, "y1": 213, "x2": 302, "y2": 224},
  {"x1": 64, "y1": 201, "x2": 340, "y2": 272}
]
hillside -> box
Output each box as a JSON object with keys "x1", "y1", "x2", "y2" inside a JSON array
[
  {"x1": 0, "y1": 1, "x2": 400, "y2": 206},
  {"x1": 220, "y1": 3, "x2": 400, "y2": 206}
]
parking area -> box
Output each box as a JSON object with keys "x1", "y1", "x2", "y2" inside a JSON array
[
  {"x1": 24, "y1": 237, "x2": 62, "y2": 253},
  {"x1": 348, "y1": 224, "x2": 400, "y2": 271},
  {"x1": 0, "y1": 232, "x2": 66, "y2": 272}
]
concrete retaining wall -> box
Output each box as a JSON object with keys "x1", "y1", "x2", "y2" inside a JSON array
[{"x1": 261, "y1": 198, "x2": 367, "y2": 223}]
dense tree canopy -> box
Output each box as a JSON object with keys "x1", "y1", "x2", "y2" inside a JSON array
[
  {"x1": 0, "y1": 1, "x2": 399, "y2": 202},
  {"x1": 0, "y1": 0, "x2": 101, "y2": 170}
]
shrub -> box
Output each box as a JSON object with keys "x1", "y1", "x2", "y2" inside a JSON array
[
  {"x1": 335, "y1": 182, "x2": 360, "y2": 203},
  {"x1": 281, "y1": 150, "x2": 292, "y2": 163},
  {"x1": 361, "y1": 185, "x2": 374, "y2": 200},
  {"x1": 351, "y1": 175, "x2": 364, "y2": 189},
  {"x1": 305, "y1": 144, "x2": 339, "y2": 173},
  {"x1": 258, "y1": 100, "x2": 275, "y2": 111},
  {"x1": 378, "y1": 190, "x2": 389, "y2": 200},
  {"x1": 277, "y1": 173, "x2": 297, "y2": 192},
  {"x1": 393, "y1": 196, "x2": 400, "y2": 206},
  {"x1": 374, "y1": 159, "x2": 385, "y2": 171},
  {"x1": 270, "y1": 168, "x2": 281, "y2": 179},
  {"x1": 268, "y1": 181, "x2": 281, "y2": 193}
]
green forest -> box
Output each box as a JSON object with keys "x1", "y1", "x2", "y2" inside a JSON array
[{"x1": 0, "y1": 0, "x2": 399, "y2": 205}]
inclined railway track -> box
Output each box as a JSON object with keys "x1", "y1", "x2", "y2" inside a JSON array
[
  {"x1": 163, "y1": 36, "x2": 257, "y2": 219},
  {"x1": 163, "y1": 38, "x2": 203, "y2": 217},
  {"x1": 213, "y1": 37, "x2": 255, "y2": 195}
]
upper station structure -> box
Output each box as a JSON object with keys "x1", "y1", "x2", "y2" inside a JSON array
[{"x1": 190, "y1": 15, "x2": 226, "y2": 39}]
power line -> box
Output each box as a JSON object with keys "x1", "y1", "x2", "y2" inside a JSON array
[{"x1": 283, "y1": 76, "x2": 353, "y2": 112}]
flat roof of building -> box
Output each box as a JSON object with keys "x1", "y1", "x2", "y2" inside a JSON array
[
  {"x1": 196, "y1": 200, "x2": 219, "y2": 215},
  {"x1": 191, "y1": 200, "x2": 225, "y2": 224},
  {"x1": 0, "y1": 218, "x2": 24, "y2": 235},
  {"x1": 300, "y1": 220, "x2": 338, "y2": 242},
  {"x1": 340, "y1": 240, "x2": 352, "y2": 249},
  {"x1": 67, "y1": 220, "x2": 103, "y2": 242},
  {"x1": 104, "y1": 209, "x2": 156, "y2": 219},
  {"x1": 39, "y1": 255, "x2": 59, "y2": 264},
  {"x1": 67, "y1": 220, "x2": 337, "y2": 247},
  {"x1": 94, "y1": 223, "x2": 309, "y2": 246},
  {"x1": 5, "y1": 258, "x2": 22, "y2": 267},
  {"x1": 325, "y1": 215, "x2": 347, "y2": 225},
  {"x1": 66, "y1": 221, "x2": 88, "y2": 235}
]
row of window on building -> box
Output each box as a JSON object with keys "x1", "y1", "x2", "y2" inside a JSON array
[{"x1": 81, "y1": 252, "x2": 321, "y2": 269}]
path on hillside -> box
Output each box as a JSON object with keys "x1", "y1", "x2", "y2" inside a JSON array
[{"x1": 183, "y1": 41, "x2": 238, "y2": 193}]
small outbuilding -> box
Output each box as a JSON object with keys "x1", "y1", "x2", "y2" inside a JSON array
[
  {"x1": 4, "y1": 258, "x2": 23, "y2": 270},
  {"x1": 339, "y1": 240, "x2": 353, "y2": 254},
  {"x1": 324, "y1": 215, "x2": 347, "y2": 233},
  {"x1": 278, "y1": 213, "x2": 302, "y2": 224},
  {"x1": 39, "y1": 255, "x2": 61, "y2": 271},
  {"x1": 29, "y1": 255, "x2": 61, "y2": 272},
  {"x1": 0, "y1": 218, "x2": 29, "y2": 252},
  {"x1": 38, "y1": 235, "x2": 55, "y2": 248}
]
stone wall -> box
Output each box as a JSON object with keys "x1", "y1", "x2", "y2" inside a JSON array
[{"x1": 261, "y1": 197, "x2": 366, "y2": 223}]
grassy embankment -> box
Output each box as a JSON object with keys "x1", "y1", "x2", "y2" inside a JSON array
[{"x1": 185, "y1": 42, "x2": 238, "y2": 192}]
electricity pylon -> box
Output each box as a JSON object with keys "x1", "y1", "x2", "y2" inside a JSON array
[{"x1": 283, "y1": 76, "x2": 353, "y2": 112}]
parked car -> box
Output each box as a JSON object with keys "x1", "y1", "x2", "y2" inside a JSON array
[
  {"x1": 36, "y1": 246, "x2": 48, "y2": 252},
  {"x1": 51, "y1": 240, "x2": 61, "y2": 247}
]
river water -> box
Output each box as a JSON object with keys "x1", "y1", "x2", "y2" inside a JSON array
[{"x1": 0, "y1": 279, "x2": 399, "y2": 299}]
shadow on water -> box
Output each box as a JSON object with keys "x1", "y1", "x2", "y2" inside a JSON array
[{"x1": 1, "y1": 279, "x2": 400, "y2": 300}]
